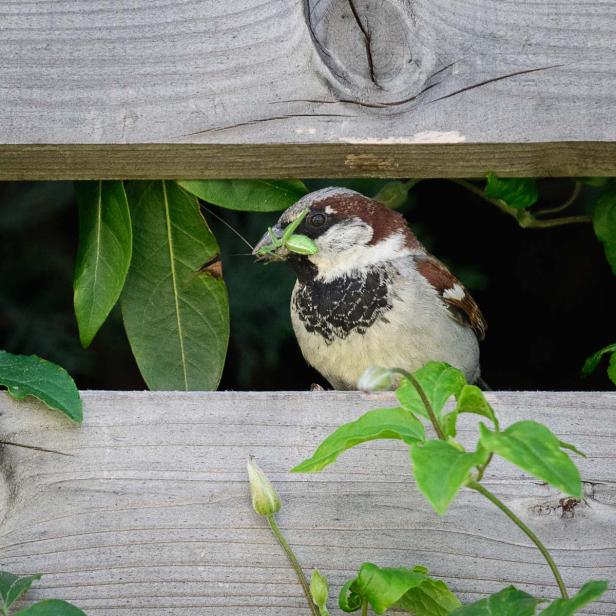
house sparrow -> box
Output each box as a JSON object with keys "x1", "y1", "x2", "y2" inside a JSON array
[{"x1": 253, "y1": 188, "x2": 486, "y2": 390}]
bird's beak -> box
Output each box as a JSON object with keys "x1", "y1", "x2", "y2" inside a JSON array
[{"x1": 252, "y1": 225, "x2": 289, "y2": 260}]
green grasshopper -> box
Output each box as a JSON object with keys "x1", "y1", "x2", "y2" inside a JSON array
[{"x1": 255, "y1": 208, "x2": 318, "y2": 258}]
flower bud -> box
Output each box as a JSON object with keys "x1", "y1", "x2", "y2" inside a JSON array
[
  {"x1": 247, "y1": 456, "x2": 281, "y2": 517},
  {"x1": 358, "y1": 367, "x2": 395, "y2": 392},
  {"x1": 310, "y1": 569, "x2": 330, "y2": 615}
]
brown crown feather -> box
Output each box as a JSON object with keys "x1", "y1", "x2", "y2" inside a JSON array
[{"x1": 309, "y1": 192, "x2": 425, "y2": 251}]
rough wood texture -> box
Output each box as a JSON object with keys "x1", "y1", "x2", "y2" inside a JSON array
[
  {"x1": 0, "y1": 391, "x2": 614, "y2": 614},
  {"x1": 1, "y1": 1, "x2": 615, "y2": 179}
]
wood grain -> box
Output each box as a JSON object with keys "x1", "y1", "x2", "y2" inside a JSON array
[
  {"x1": 0, "y1": 0, "x2": 615, "y2": 179},
  {"x1": 0, "y1": 391, "x2": 614, "y2": 614}
]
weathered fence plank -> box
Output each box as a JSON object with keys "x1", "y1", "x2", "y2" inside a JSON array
[
  {"x1": 0, "y1": 1, "x2": 615, "y2": 178},
  {"x1": 0, "y1": 391, "x2": 614, "y2": 614}
]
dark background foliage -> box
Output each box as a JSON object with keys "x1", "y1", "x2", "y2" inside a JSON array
[{"x1": 1, "y1": 179, "x2": 614, "y2": 391}]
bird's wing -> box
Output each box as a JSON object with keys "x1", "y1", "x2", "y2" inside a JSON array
[{"x1": 413, "y1": 254, "x2": 487, "y2": 340}]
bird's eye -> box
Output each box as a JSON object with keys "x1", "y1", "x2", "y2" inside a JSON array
[{"x1": 309, "y1": 213, "x2": 326, "y2": 227}]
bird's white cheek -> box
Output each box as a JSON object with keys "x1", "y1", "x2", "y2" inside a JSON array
[
  {"x1": 315, "y1": 220, "x2": 373, "y2": 254},
  {"x1": 310, "y1": 232, "x2": 412, "y2": 282}
]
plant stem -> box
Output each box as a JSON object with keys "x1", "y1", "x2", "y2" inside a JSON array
[
  {"x1": 523, "y1": 215, "x2": 591, "y2": 228},
  {"x1": 452, "y1": 179, "x2": 514, "y2": 217},
  {"x1": 404, "y1": 178, "x2": 421, "y2": 190},
  {"x1": 362, "y1": 600, "x2": 369, "y2": 616},
  {"x1": 392, "y1": 369, "x2": 445, "y2": 440},
  {"x1": 535, "y1": 180, "x2": 582, "y2": 216},
  {"x1": 267, "y1": 515, "x2": 320, "y2": 616},
  {"x1": 451, "y1": 179, "x2": 591, "y2": 229},
  {"x1": 0, "y1": 441, "x2": 74, "y2": 456},
  {"x1": 474, "y1": 453, "x2": 493, "y2": 482},
  {"x1": 467, "y1": 480, "x2": 569, "y2": 599}
]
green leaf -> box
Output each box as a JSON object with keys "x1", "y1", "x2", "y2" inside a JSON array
[
  {"x1": 73, "y1": 181, "x2": 132, "y2": 348},
  {"x1": 581, "y1": 177, "x2": 609, "y2": 188},
  {"x1": 451, "y1": 586, "x2": 539, "y2": 616},
  {"x1": 558, "y1": 439, "x2": 586, "y2": 459},
  {"x1": 456, "y1": 385, "x2": 496, "y2": 423},
  {"x1": 609, "y1": 353, "x2": 616, "y2": 386},
  {"x1": 484, "y1": 173, "x2": 539, "y2": 209},
  {"x1": 441, "y1": 411, "x2": 459, "y2": 439},
  {"x1": 396, "y1": 362, "x2": 466, "y2": 421},
  {"x1": 582, "y1": 343, "x2": 616, "y2": 375},
  {"x1": 479, "y1": 421, "x2": 582, "y2": 498},
  {"x1": 0, "y1": 351, "x2": 82, "y2": 422},
  {"x1": 15, "y1": 600, "x2": 87, "y2": 616},
  {"x1": 396, "y1": 574, "x2": 461, "y2": 615},
  {"x1": 292, "y1": 407, "x2": 424, "y2": 473},
  {"x1": 540, "y1": 580, "x2": 608, "y2": 615},
  {"x1": 443, "y1": 385, "x2": 498, "y2": 438},
  {"x1": 582, "y1": 343, "x2": 616, "y2": 386},
  {"x1": 121, "y1": 181, "x2": 229, "y2": 390},
  {"x1": 339, "y1": 580, "x2": 363, "y2": 613},
  {"x1": 310, "y1": 570, "x2": 330, "y2": 616},
  {"x1": 343, "y1": 564, "x2": 426, "y2": 614},
  {"x1": 0, "y1": 571, "x2": 42, "y2": 612},
  {"x1": 592, "y1": 180, "x2": 616, "y2": 275},
  {"x1": 339, "y1": 563, "x2": 460, "y2": 615},
  {"x1": 411, "y1": 440, "x2": 487, "y2": 515},
  {"x1": 177, "y1": 179, "x2": 308, "y2": 212},
  {"x1": 373, "y1": 181, "x2": 414, "y2": 209}
]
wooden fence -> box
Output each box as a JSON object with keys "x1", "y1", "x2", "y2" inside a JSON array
[
  {"x1": 0, "y1": 391, "x2": 614, "y2": 614},
  {"x1": 1, "y1": 1, "x2": 615, "y2": 613},
  {"x1": 0, "y1": 0, "x2": 615, "y2": 179}
]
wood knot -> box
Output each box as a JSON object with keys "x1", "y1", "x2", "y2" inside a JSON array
[
  {"x1": 531, "y1": 497, "x2": 583, "y2": 520},
  {"x1": 305, "y1": 0, "x2": 434, "y2": 105}
]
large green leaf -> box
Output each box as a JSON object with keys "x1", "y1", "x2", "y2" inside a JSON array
[
  {"x1": 292, "y1": 407, "x2": 424, "y2": 473},
  {"x1": 15, "y1": 600, "x2": 87, "y2": 616},
  {"x1": 592, "y1": 180, "x2": 616, "y2": 275},
  {"x1": 396, "y1": 362, "x2": 466, "y2": 421},
  {"x1": 0, "y1": 351, "x2": 82, "y2": 422},
  {"x1": 339, "y1": 563, "x2": 460, "y2": 615},
  {"x1": 451, "y1": 586, "x2": 539, "y2": 615},
  {"x1": 479, "y1": 421, "x2": 582, "y2": 498},
  {"x1": 540, "y1": 580, "x2": 608, "y2": 615},
  {"x1": 410, "y1": 440, "x2": 487, "y2": 515},
  {"x1": 73, "y1": 181, "x2": 132, "y2": 348},
  {"x1": 177, "y1": 180, "x2": 307, "y2": 212},
  {"x1": 121, "y1": 181, "x2": 229, "y2": 390},
  {"x1": 582, "y1": 343, "x2": 616, "y2": 386},
  {"x1": 484, "y1": 173, "x2": 539, "y2": 209},
  {"x1": 0, "y1": 571, "x2": 42, "y2": 613}
]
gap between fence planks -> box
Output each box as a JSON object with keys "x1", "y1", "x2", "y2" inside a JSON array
[
  {"x1": 1, "y1": 0, "x2": 615, "y2": 179},
  {"x1": 0, "y1": 390, "x2": 614, "y2": 614}
]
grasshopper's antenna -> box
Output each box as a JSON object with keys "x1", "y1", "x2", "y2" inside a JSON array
[{"x1": 200, "y1": 204, "x2": 255, "y2": 251}]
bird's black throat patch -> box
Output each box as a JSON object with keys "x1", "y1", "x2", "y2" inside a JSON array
[{"x1": 292, "y1": 267, "x2": 392, "y2": 343}]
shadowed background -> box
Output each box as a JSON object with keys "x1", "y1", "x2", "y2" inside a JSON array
[{"x1": 0, "y1": 179, "x2": 613, "y2": 391}]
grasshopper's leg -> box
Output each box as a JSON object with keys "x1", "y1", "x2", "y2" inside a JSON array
[{"x1": 268, "y1": 227, "x2": 281, "y2": 250}]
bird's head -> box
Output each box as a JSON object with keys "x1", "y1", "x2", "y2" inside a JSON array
[{"x1": 252, "y1": 187, "x2": 424, "y2": 280}]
